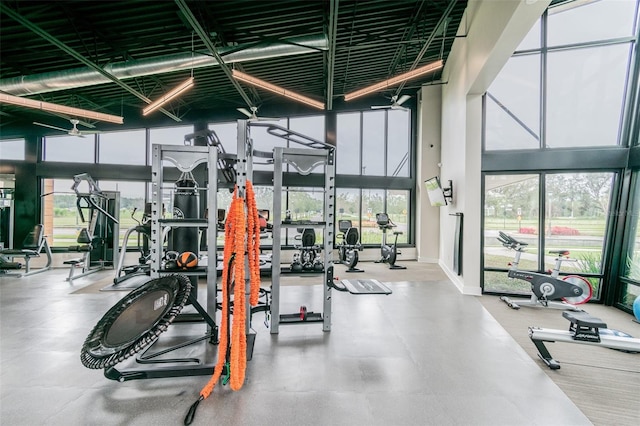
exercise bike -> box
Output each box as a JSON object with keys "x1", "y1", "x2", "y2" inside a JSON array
[
  {"x1": 497, "y1": 231, "x2": 592, "y2": 310},
  {"x1": 336, "y1": 219, "x2": 363, "y2": 273},
  {"x1": 374, "y1": 212, "x2": 406, "y2": 270}
]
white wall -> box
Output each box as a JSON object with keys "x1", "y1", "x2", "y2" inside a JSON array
[
  {"x1": 416, "y1": 85, "x2": 442, "y2": 263},
  {"x1": 417, "y1": 0, "x2": 550, "y2": 295}
]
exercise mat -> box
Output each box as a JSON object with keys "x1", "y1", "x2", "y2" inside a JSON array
[{"x1": 341, "y1": 279, "x2": 392, "y2": 295}]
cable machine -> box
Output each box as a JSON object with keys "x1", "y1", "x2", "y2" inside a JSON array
[{"x1": 64, "y1": 173, "x2": 120, "y2": 282}]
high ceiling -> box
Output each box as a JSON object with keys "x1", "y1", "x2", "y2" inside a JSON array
[{"x1": 0, "y1": 0, "x2": 468, "y2": 136}]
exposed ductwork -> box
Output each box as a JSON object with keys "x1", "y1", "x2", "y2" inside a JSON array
[{"x1": 0, "y1": 34, "x2": 328, "y2": 96}]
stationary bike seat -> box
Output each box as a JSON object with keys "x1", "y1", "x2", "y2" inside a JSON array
[
  {"x1": 562, "y1": 311, "x2": 607, "y2": 329},
  {"x1": 548, "y1": 249, "x2": 570, "y2": 257}
]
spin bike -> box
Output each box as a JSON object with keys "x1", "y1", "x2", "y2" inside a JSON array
[
  {"x1": 336, "y1": 219, "x2": 363, "y2": 273},
  {"x1": 374, "y1": 213, "x2": 406, "y2": 270},
  {"x1": 497, "y1": 231, "x2": 592, "y2": 310}
]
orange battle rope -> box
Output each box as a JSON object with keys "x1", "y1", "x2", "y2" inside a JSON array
[{"x1": 184, "y1": 181, "x2": 261, "y2": 425}]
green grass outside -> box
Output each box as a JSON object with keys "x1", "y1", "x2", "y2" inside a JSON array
[{"x1": 485, "y1": 217, "x2": 607, "y2": 237}]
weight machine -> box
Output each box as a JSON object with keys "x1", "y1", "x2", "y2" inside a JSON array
[{"x1": 64, "y1": 173, "x2": 119, "y2": 283}]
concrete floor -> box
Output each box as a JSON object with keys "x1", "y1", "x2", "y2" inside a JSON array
[{"x1": 1, "y1": 263, "x2": 592, "y2": 426}]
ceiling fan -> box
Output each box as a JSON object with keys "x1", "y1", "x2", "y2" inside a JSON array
[
  {"x1": 33, "y1": 119, "x2": 101, "y2": 137},
  {"x1": 371, "y1": 94, "x2": 411, "y2": 111},
  {"x1": 237, "y1": 106, "x2": 278, "y2": 122}
]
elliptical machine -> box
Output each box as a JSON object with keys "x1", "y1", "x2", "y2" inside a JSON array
[
  {"x1": 374, "y1": 212, "x2": 406, "y2": 270},
  {"x1": 336, "y1": 219, "x2": 363, "y2": 273}
]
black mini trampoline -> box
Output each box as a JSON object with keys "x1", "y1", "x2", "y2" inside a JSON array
[{"x1": 81, "y1": 275, "x2": 192, "y2": 370}]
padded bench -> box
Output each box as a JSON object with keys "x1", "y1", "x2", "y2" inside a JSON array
[{"x1": 0, "y1": 224, "x2": 52, "y2": 277}]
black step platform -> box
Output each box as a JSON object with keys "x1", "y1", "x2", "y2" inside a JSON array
[{"x1": 340, "y1": 279, "x2": 392, "y2": 295}]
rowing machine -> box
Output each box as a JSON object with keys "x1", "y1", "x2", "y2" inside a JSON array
[{"x1": 529, "y1": 310, "x2": 640, "y2": 370}]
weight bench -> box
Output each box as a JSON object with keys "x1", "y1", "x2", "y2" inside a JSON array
[
  {"x1": 0, "y1": 224, "x2": 53, "y2": 277},
  {"x1": 529, "y1": 310, "x2": 640, "y2": 370}
]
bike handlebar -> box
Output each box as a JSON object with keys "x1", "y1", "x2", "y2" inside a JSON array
[{"x1": 497, "y1": 231, "x2": 528, "y2": 250}]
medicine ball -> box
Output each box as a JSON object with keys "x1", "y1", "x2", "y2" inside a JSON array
[{"x1": 176, "y1": 251, "x2": 198, "y2": 269}]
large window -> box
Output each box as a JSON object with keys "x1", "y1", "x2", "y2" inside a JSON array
[
  {"x1": 289, "y1": 115, "x2": 325, "y2": 142},
  {"x1": 482, "y1": 1, "x2": 639, "y2": 311},
  {"x1": 362, "y1": 111, "x2": 385, "y2": 176},
  {"x1": 336, "y1": 113, "x2": 361, "y2": 175},
  {"x1": 485, "y1": 54, "x2": 541, "y2": 150},
  {"x1": 25, "y1": 105, "x2": 415, "y2": 250},
  {"x1": 546, "y1": 44, "x2": 630, "y2": 148},
  {"x1": 44, "y1": 135, "x2": 95, "y2": 162},
  {"x1": 620, "y1": 173, "x2": 640, "y2": 311},
  {"x1": 485, "y1": 1, "x2": 636, "y2": 150},
  {"x1": 320, "y1": 187, "x2": 413, "y2": 248},
  {"x1": 0, "y1": 139, "x2": 25, "y2": 161},
  {"x1": 547, "y1": 0, "x2": 638, "y2": 46},
  {"x1": 337, "y1": 110, "x2": 412, "y2": 177},
  {"x1": 483, "y1": 172, "x2": 615, "y2": 298},
  {"x1": 387, "y1": 110, "x2": 410, "y2": 177},
  {"x1": 43, "y1": 178, "x2": 81, "y2": 247},
  {"x1": 544, "y1": 173, "x2": 614, "y2": 296},
  {"x1": 336, "y1": 188, "x2": 360, "y2": 224},
  {"x1": 99, "y1": 130, "x2": 146, "y2": 165},
  {"x1": 209, "y1": 122, "x2": 238, "y2": 154},
  {"x1": 98, "y1": 180, "x2": 147, "y2": 247},
  {"x1": 484, "y1": 174, "x2": 539, "y2": 293}
]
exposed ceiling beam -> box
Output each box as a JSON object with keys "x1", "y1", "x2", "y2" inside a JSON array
[
  {"x1": 395, "y1": 0, "x2": 458, "y2": 96},
  {"x1": 387, "y1": 0, "x2": 428, "y2": 75},
  {"x1": 174, "y1": 0, "x2": 255, "y2": 111},
  {"x1": 0, "y1": 2, "x2": 182, "y2": 122}
]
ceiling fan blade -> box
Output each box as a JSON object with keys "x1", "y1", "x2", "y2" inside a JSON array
[
  {"x1": 396, "y1": 94, "x2": 411, "y2": 106},
  {"x1": 33, "y1": 122, "x2": 68, "y2": 132},
  {"x1": 237, "y1": 108, "x2": 253, "y2": 118},
  {"x1": 371, "y1": 105, "x2": 391, "y2": 110}
]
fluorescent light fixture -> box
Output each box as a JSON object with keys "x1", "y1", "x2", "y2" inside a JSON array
[
  {"x1": 232, "y1": 70, "x2": 325, "y2": 110},
  {"x1": 142, "y1": 77, "x2": 194, "y2": 116},
  {"x1": 344, "y1": 59, "x2": 444, "y2": 101},
  {"x1": 0, "y1": 92, "x2": 124, "y2": 124}
]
